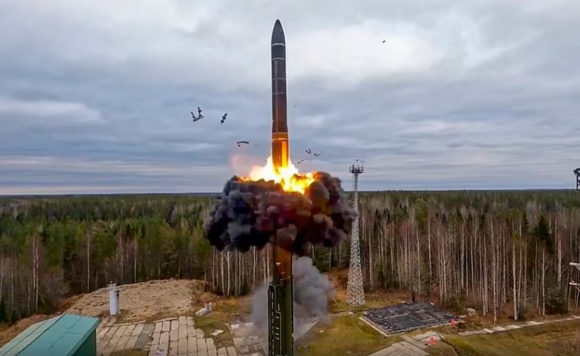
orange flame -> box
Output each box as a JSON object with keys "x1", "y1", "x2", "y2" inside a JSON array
[{"x1": 244, "y1": 156, "x2": 315, "y2": 194}]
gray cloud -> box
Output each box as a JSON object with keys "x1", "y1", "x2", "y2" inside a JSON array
[{"x1": 0, "y1": 0, "x2": 579, "y2": 194}]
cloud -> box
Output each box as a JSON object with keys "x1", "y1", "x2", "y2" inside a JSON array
[
  {"x1": 0, "y1": 97, "x2": 103, "y2": 124},
  {"x1": 0, "y1": 0, "x2": 579, "y2": 194}
]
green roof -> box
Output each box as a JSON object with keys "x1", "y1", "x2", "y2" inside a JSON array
[{"x1": 0, "y1": 313, "x2": 100, "y2": 356}]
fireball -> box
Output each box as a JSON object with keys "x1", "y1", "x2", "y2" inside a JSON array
[{"x1": 245, "y1": 156, "x2": 315, "y2": 193}]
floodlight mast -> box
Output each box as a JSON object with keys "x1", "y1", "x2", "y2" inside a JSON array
[{"x1": 346, "y1": 162, "x2": 366, "y2": 307}]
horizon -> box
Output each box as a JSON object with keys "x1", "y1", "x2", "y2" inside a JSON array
[{"x1": 0, "y1": 187, "x2": 577, "y2": 199}]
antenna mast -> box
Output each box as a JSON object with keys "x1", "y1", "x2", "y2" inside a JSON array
[{"x1": 346, "y1": 161, "x2": 365, "y2": 306}]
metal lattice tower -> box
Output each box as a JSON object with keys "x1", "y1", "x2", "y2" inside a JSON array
[
  {"x1": 346, "y1": 161, "x2": 365, "y2": 306},
  {"x1": 574, "y1": 168, "x2": 580, "y2": 191}
]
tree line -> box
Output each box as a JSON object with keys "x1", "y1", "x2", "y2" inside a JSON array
[{"x1": 0, "y1": 190, "x2": 579, "y2": 325}]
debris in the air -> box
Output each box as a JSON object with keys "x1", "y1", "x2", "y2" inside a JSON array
[
  {"x1": 297, "y1": 158, "x2": 311, "y2": 165},
  {"x1": 191, "y1": 107, "x2": 204, "y2": 122},
  {"x1": 236, "y1": 140, "x2": 249, "y2": 147},
  {"x1": 313, "y1": 151, "x2": 323, "y2": 157},
  {"x1": 305, "y1": 148, "x2": 311, "y2": 154},
  {"x1": 221, "y1": 113, "x2": 227, "y2": 125}
]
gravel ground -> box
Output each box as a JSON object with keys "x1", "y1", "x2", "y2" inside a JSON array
[{"x1": 67, "y1": 279, "x2": 206, "y2": 320}]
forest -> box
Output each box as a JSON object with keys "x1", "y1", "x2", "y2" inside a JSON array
[{"x1": 1, "y1": 190, "x2": 580, "y2": 325}]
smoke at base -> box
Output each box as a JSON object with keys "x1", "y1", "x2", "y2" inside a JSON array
[
  {"x1": 203, "y1": 171, "x2": 357, "y2": 256},
  {"x1": 250, "y1": 257, "x2": 334, "y2": 336}
]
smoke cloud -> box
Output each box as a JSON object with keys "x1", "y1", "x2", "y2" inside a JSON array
[
  {"x1": 203, "y1": 171, "x2": 357, "y2": 255},
  {"x1": 250, "y1": 257, "x2": 335, "y2": 336}
]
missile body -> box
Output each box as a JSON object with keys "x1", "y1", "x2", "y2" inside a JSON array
[
  {"x1": 271, "y1": 19, "x2": 289, "y2": 170},
  {"x1": 268, "y1": 19, "x2": 294, "y2": 356}
]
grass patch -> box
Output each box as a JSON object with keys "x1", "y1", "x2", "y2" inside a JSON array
[
  {"x1": 111, "y1": 351, "x2": 148, "y2": 356},
  {"x1": 296, "y1": 315, "x2": 397, "y2": 356},
  {"x1": 426, "y1": 343, "x2": 459, "y2": 356},
  {"x1": 444, "y1": 319, "x2": 580, "y2": 356}
]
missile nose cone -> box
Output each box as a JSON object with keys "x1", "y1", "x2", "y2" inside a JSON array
[{"x1": 271, "y1": 19, "x2": 285, "y2": 44}]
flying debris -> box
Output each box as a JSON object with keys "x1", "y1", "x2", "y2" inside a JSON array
[
  {"x1": 305, "y1": 149, "x2": 311, "y2": 155},
  {"x1": 191, "y1": 112, "x2": 203, "y2": 122},
  {"x1": 382, "y1": 40, "x2": 386, "y2": 43},
  {"x1": 236, "y1": 140, "x2": 250, "y2": 147},
  {"x1": 355, "y1": 159, "x2": 365, "y2": 163},
  {"x1": 191, "y1": 107, "x2": 204, "y2": 122},
  {"x1": 297, "y1": 158, "x2": 311, "y2": 165},
  {"x1": 221, "y1": 113, "x2": 228, "y2": 125},
  {"x1": 313, "y1": 151, "x2": 323, "y2": 157}
]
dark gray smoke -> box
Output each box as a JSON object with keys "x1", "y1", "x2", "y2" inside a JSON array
[
  {"x1": 203, "y1": 172, "x2": 357, "y2": 255},
  {"x1": 250, "y1": 257, "x2": 334, "y2": 336}
]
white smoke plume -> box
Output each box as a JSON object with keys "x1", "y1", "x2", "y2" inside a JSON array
[{"x1": 250, "y1": 256, "x2": 335, "y2": 336}]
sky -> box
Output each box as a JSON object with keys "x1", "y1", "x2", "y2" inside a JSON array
[{"x1": 0, "y1": 0, "x2": 579, "y2": 194}]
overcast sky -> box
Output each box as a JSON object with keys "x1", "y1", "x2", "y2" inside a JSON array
[{"x1": 0, "y1": 0, "x2": 579, "y2": 194}]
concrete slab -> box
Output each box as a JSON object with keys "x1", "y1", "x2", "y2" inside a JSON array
[
  {"x1": 187, "y1": 340, "x2": 197, "y2": 354},
  {"x1": 154, "y1": 322, "x2": 162, "y2": 333},
  {"x1": 206, "y1": 338, "x2": 215, "y2": 348},
  {"x1": 178, "y1": 325, "x2": 187, "y2": 339},
  {"x1": 505, "y1": 325, "x2": 521, "y2": 330},
  {"x1": 197, "y1": 338, "x2": 208, "y2": 351},
  {"x1": 170, "y1": 329, "x2": 179, "y2": 342},
  {"x1": 394, "y1": 341, "x2": 428, "y2": 356},
  {"x1": 197, "y1": 329, "x2": 205, "y2": 339},
  {"x1": 177, "y1": 337, "x2": 188, "y2": 355},
  {"x1": 401, "y1": 336, "x2": 426, "y2": 350},
  {"x1": 412, "y1": 331, "x2": 438, "y2": 340}
]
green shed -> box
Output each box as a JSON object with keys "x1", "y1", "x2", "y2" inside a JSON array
[{"x1": 0, "y1": 313, "x2": 100, "y2": 356}]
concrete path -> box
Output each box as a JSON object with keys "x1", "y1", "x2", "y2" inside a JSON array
[
  {"x1": 96, "y1": 316, "x2": 238, "y2": 356},
  {"x1": 368, "y1": 331, "x2": 438, "y2": 356},
  {"x1": 456, "y1": 314, "x2": 580, "y2": 336}
]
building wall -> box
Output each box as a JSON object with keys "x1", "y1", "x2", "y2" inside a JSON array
[{"x1": 73, "y1": 331, "x2": 97, "y2": 356}]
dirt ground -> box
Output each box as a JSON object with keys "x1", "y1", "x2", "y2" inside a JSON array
[
  {"x1": 67, "y1": 279, "x2": 209, "y2": 321},
  {"x1": 0, "y1": 314, "x2": 57, "y2": 347}
]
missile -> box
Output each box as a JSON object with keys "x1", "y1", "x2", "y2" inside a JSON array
[
  {"x1": 271, "y1": 19, "x2": 289, "y2": 170},
  {"x1": 268, "y1": 19, "x2": 294, "y2": 356}
]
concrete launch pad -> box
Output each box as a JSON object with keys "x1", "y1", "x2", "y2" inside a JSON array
[{"x1": 362, "y1": 302, "x2": 456, "y2": 334}]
